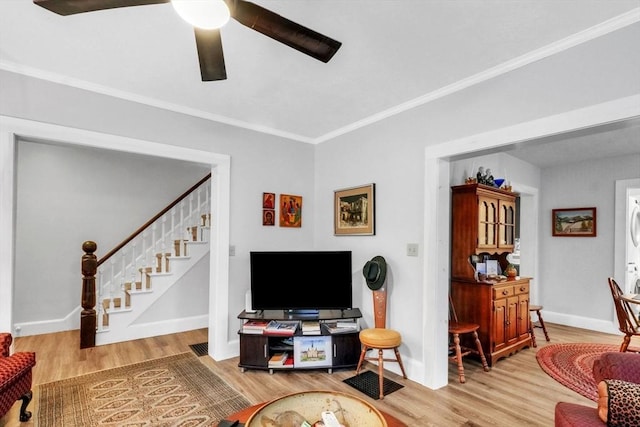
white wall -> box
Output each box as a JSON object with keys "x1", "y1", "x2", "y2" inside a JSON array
[{"x1": 540, "y1": 154, "x2": 640, "y2": 328}]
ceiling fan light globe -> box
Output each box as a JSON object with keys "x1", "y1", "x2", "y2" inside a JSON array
[{"x1": 171, "y1": 0, "x2": 230, "y2": 30}]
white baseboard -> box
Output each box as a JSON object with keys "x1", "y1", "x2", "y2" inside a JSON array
[
  {"x1": 96, "y1": 314, "x2": 209, "y2": 346},
  {"x1": 14, "y1": 305, "x2": 81, "y2": 337},
  {"x1": 543, "y1": 310, "x2": 619, "y2": 335}
]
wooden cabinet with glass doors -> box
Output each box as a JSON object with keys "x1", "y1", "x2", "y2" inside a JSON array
[{"x1": 450, "y1": 183, "x2": 531, "y2": 366}]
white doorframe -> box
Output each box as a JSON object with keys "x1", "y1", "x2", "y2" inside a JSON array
[
  {"x1": 615, "y1": 179, "x2": 640, "y2": 293},
  {"x1": 0, "y1": 116, "x2": 232, "y2": 360}
]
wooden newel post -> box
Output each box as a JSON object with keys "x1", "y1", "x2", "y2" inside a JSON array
[{"x1": 80, "y1": 241, "x2": 97, "y2": 349}]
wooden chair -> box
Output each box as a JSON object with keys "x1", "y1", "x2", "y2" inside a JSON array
[
  {"x1": 356, "y1": 286, "x2": 407, "y2": 399},
  {"x1": 607, "y1": 277, "x2": 640, "y2": 352},
  {"x1": 448, "y1": 296, "x2": 489, "y2": 383},
  {"x1": 528, "y1": 304, "x2": 550, "y2": 348}
]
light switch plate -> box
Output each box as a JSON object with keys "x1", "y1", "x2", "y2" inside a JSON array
[{"x1": 407, "y1": 243, "x2": 419, "y2": 257}]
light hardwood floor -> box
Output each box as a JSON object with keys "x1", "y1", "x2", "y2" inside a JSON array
[{"x1": 1, "y1": 323, "x2": 625, "y2": 427}]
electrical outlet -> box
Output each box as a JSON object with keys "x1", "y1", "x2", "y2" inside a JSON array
[
  {"x1": 229, "y1": 245, "x2": 236, "y2": 256},
  {"x1": 407, "y1": 243, "x2": 419, "y2": 257}
]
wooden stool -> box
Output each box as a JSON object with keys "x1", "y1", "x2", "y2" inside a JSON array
[
  {"x1": 356, "y1": 288, "x2": 407, "y2": 399},
  {"x1": 529, "y1": 305, "x2": 550, "y2": 347}
]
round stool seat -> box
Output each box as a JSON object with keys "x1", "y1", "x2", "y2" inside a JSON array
[
  {"x1": 359, "y1": 328, "x2": 402, "y2": 348},
  {"x1": 530, "y1": 304, "x2": 543, "y2": 311}
]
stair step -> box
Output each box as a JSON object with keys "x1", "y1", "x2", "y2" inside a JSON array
[{"x1": 105, "y1": 307, "x2": 133, "y2": 315}]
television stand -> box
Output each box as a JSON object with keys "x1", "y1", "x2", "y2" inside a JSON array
[{"x1": 237, "y1": 308, "x2": 362, "y2": 374}]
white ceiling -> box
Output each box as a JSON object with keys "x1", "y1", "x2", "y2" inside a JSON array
[{"x1": 1, "y1": 1, "x2": 639, "y2": 165}]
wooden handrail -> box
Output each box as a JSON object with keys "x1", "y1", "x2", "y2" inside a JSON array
[{"x1": 97, "y1": 173, "x2": 211, "y2": 267}]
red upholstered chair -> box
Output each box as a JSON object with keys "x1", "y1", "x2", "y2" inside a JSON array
[
  {"x1": 0, "y1": 333, "x2": 36, "y2": 422},
  {"x1": 555, "y1": 352, "x2": 640, "y2": 426}
]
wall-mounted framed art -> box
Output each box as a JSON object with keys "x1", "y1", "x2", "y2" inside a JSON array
[
  {"x1": 334, "y1": 183, "x2": 375, "y2": 235},
  {"x1": 263, "y1": 192, "x2": 275, "y2": 209},
  {"x1": 262, "y1": 209, "x2": 275, "y2": 226},
  {"x1": 280, "y1": 194, "x2": 302, "y2": 227},
  {"x1": 552, "y1": 207, "x2": 597, "y2": 237}
]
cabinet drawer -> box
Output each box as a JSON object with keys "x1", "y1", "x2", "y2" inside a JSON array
[
  {"x1": 514, "y1": 283, "x2": 529, "y2": 295},
  {"x1": 493, "y1": 286, "x2": 514, "y2": 299}
]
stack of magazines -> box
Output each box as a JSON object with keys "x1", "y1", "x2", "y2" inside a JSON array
[
  {"x1": 263, "y1": 320, "x2": 299, "y2": 336},
  {"x1": 241, "y1": 320, "x2": 269, "y2": 334},
  {"x1": 322, "y1": 319, "x2": 359, "y2": 334}
]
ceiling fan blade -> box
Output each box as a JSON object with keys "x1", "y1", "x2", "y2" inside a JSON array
[
  {"x1": 33, "y1": 0, "x2": 168, "y2": 16},
  {"x1": 228, "y1": 0, "x2": 341, "y2": 63},
  {"x1": 194, "y1": 28, "x2": 227, "y2": 81}
]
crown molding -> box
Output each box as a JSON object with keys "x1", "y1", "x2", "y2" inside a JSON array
[
  {"x1": 2, "y1": 8, "x2": 638, "y2": 145},
  {"x1": 313, "y1": 8, "x2": 640, "y2": 144}
]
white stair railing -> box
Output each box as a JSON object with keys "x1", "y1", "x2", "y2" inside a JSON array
[{"x1": 95, "y1": 178, "x2": 211, "y2": 332}]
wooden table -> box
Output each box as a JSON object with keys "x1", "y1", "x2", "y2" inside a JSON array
[{"x1": 220, "y1": 402, "x2": 407, "y2": 426}]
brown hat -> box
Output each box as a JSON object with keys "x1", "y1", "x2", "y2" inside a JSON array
[{"x1": 363, "y1": 255, "x2": 387, "y2": 290}]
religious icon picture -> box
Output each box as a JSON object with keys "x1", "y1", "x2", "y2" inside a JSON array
[
  {"x1": 262, "y1": 192, "x2": 275, "y2": 209},
  {"x1": 279, "y1": 194, "x2": 302, "y2": 228},
  {"x1": 263, "y1": 209, "x2": 275, "y2": 226}
]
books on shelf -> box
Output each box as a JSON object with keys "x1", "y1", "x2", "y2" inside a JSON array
[
  {"x1": 322, "y1": 320, "x2": 359, "y2": 334},
  {"x1": 282, "y1": 357, "x2": 294, "y2": 368},
  {"x1": 263, "y1": 320, "x2": 299, "y2": 336},
  {"x1": 301, "y1": 320, "x2": 321, "y2": 335},
  {"x1": 336, "y1": 319, "x2": 358, "y2": 328},
  {"x1": 242, "y1": 320, "x2": 269, "y2": 334},
  {"x1": 268, "y1": 351, "x2": 289, "y2": 367}
]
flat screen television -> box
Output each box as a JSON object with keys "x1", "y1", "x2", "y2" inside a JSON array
[{"x1": 250, "y1": 251, "x2": 352, "y2": 313}]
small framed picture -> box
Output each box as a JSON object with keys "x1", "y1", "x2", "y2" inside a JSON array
[
  {"x1": 293, "y1": 336, "x2": 331, "y2": 368},
  {"x1": 262, "y1": 209, "x2": 275, "y2": 226},
  {"x1": 552, "y1": 207, "x2": 596, "y2": 237},
  {"x1": 334, "y1": 183, "x2": 375, "y2": 235},
  {"x1": 279, "y1": 194, "x2": 302, "y2": 228},
  {"x1": 262, "y1": 192, "x2": 275, "y2": 209}
]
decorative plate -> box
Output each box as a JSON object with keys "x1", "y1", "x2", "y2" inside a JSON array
[{"x1": 245, "y1": 390, "x2": 388, "y2": 427}]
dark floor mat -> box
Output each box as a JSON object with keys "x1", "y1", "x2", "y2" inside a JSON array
[
  {"x1": 189, "y1": 342, "x2": 208, "y2": 357},
  {"x1": 343, "y1": 370, "x2": 404, "y2": 400}
]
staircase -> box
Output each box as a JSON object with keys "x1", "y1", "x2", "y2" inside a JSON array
[{"x1": 86, "y1": 175, "x2": 211, "y2": 346}]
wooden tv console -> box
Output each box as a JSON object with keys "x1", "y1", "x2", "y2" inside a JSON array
[{"x1": 237, "y1": 309, "x2": 362, "y2": 374}]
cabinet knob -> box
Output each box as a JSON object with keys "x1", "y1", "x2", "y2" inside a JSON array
[
  {"x1": 502, "y1": 290, "x2": 509, "y2": 295},
  {"x1": 520, "y1": 287, "x2": 526, "y2": 291}
]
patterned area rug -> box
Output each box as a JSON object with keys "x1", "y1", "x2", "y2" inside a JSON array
[
  {"x1": 37, "y1": 352, "x2": 251, "y2": 426},
  {"x1": 536, "y1": 343, "x2": 624, "y2": 402}
]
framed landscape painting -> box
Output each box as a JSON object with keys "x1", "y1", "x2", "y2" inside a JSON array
[
  {"x1": 552, "y1": 207, "x2": 596, "y2": 237},
  {"x1": 334, "y1": 183, "x2": 375, "y2": 235}
]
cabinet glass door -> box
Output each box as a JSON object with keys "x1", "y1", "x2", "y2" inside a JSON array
[
  {"x1": 477, "y1": 196, "x2": 498, "y2": 249},
  {"x1": 498, "y1": 200, "x2": 516, "y2": 249}
]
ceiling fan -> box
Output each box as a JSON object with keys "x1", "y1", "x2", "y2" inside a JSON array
[{"x1": 33, "y1": 0, "x2": 342, "y2": 81}]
